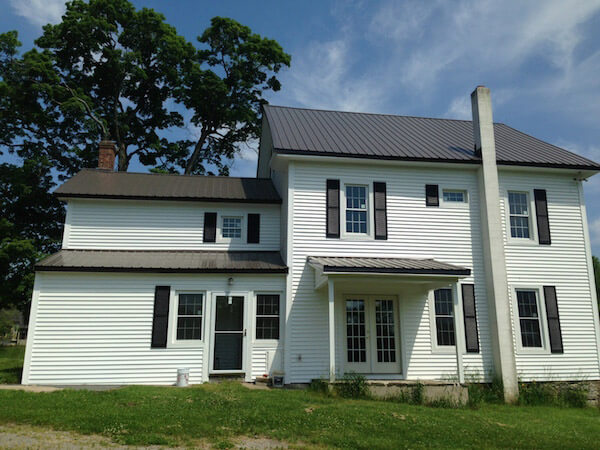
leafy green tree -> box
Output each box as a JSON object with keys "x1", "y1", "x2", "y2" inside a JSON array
[
  {"x1": 0, "y1": 160, "x2": 64, "y2": 309},
  {"x1": 175, "y1": 17, "x2": 291, "y2": 174},
  {"x1": 593, "y1": 256, "x2": 600, "y2": 314}
]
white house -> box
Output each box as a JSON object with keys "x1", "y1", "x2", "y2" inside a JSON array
[{"x1": 22, "y1": 86, "x2": 600, "y2": 401}]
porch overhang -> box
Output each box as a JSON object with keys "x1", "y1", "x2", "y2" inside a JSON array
[{"x1": 308, "y1": 256, "x2": 471, "y2": 290}]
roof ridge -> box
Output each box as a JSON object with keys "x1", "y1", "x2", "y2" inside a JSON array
[
  {"x1": 79, "y1": 168, "x2": 271, "y2": 181},
  {"x1": 264, "y1": 104, "x2": 486, "y2": 124}
]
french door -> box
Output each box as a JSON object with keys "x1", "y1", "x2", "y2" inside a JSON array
[{"x1": 345, "y1": 296, "x2": 401, "y2": 374}]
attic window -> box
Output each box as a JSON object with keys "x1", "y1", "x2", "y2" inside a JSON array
[{"x1": 222, "y1": 217, "x2": 242, "y2": 239}]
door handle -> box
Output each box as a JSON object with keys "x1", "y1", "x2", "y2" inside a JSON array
[{"x1": 244, "y1": 328, "x2": 247, "y2": 337}]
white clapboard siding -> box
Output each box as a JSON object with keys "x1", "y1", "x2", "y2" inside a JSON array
[
  {"x1": 499, "y1": 170, "x2": 600, "y2": 381},
  {"x1": 287, "y1": 160, "x2": 494, "y2": 383},
  {"x1": 24, "y1": 272, "x2": 285, "y2": 385},
  {"x1": 64, "y1": 199, "x2": 280, "y2": 251}
]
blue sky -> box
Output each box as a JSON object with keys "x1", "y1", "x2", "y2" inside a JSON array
[{"x1": 3, "y1": 0, "x2": 600, "y2": 252}]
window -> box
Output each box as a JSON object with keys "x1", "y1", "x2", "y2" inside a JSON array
[
  {"x1": 516, "y1": 290, "x2": 542, "y2": 348},
  {"x1": 508, "y1": 192, "x2": 530, "y2": 238},
  {"x1": 222, "y1": 217, "x2": 242, "y2": 239},
  {"x1": 176, "y1": 293, "x2": 203, "y2": 340},
  {"x1": 442, "y1": 189, "x2": 467, "y2": 203},
  {"x1": 434, "y1": 289, "x2": 455, "y2": 346},
  {"x1": 256, "y1": 294, "x2": 280, "y2": 339},
  {"x1": 345, "y1": 185, "x2": 368, "y2": 234}
]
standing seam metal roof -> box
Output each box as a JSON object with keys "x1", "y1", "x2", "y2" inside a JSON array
[
  {"x1": 263, "y1": 105, "x2": 600, "y2": 170},
  {"x1": 54, "y1": 169, "x2": 282, "y2": 203}
]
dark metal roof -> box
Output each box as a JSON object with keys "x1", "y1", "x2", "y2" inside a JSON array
[
  {"x1": 55, "y1": 169, "x2": 282, "y2": 203},
  {"x1": 308, "y1": 256, "x2": 470, "y2": 276},
  {"x1": 37, "y1": 250, "x2": 287, "y2": 273},
  {"x1": 264, "y1": 105, "x2": 600, "y2": 170}
]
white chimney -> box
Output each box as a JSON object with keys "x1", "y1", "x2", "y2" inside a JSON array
[{"x1": 471, "y1": 86, "x2": 519, "y2": 403}]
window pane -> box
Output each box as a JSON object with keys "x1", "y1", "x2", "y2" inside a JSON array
[
  {"x1": 436, "y1": 317, "x2": 456, "y2": 346},
  {"x1": 222, "y1": 217, "x2": 242, "y2": 238},
  {"x1": 346, "y1": 186, "x2": 366, "y2": 209},
  {"x1": 256, "y1": 295, "x2": 280, "y2": 340},
  {"x1": 434, "y1": 289, "x2": 453, "y2": 316},
  {"x1": 346, "y1": 299, "x2": 366, "y2": 363},
  {"x1": 434, "y1": 289, "x2": 455, "y2": 346},
  {"x1": 517, "y1": 290, "x2": 542, "y2": 348},
  {"x1": 510, "y1": 216, "x2": 530, "y2": 238},
  {"x1": 346, "y1": 210, "x2": 367, "y2": 233},
  {"x1": 443, "y1": 191, "x2": 465, "y2": 202},
  {"x1": 178, "y1": 294, "x2": 203, "y2": 316},
  {"x1": 256, "y1": 317, "x2": 279, "y2": 339},
  {"x1": 509, "y1": 192, "x2": 528, "y2": 215},
  {"x1": 177, "y1": 317, "x2": 202, "y2": 340},
  {"x1": 257, "y1": 295, "x2": 279, "y2": 316}
]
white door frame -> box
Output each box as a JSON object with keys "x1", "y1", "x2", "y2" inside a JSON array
[
  {"x1": 208, "y1": 292, "x2": 248, "y2": 374},
  {"x1": 343, "y1": 294, "x2": 402, "y2": 375}
]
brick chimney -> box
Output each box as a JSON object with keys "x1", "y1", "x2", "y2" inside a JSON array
[{"x1": 98, "y1": 140, "x2": 116, "y2": 171}]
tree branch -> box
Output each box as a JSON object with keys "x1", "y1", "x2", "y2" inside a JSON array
[{"x1": 61, "y1": 82, "x2": 108, "y2": 138}]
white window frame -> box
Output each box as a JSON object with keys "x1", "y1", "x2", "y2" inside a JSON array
[
  {"x1": 168, "y1": 290, "x2": 206, "y2": 348},
  {"x1": 505, "y1": 189, "x2": 538, "y2": 245},
  {"x1": 218, "y1": 215, "x2": 245, "y2": 242},
  {"x1": 341, "y1": 182, "x2": 373, "y2": 239},
  {"x1": 440, "y1": 188, "x2": 469, "y2": 208},
  {"x1": 511, "y1": 286, "x2": 550, "y2": 354},
  {"x1": 428, "y1": 287, "x2": 461, "y2": 354},
  {"x1": 252, "y1": 291, "x2": 284, "y2": 345}
]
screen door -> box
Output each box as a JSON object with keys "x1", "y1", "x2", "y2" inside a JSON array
[{"x1": 213, "y1": 295, "x2": 244, "y2": 371}]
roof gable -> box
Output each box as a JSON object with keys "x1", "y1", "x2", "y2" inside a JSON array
[{"x1": 263, "y1": 105, "x2": 600, "y2": 170}]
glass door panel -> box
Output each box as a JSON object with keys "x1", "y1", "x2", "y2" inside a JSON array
[
  {"x1": 370, "y1": 297, "x2": 400, "y2": 373},
  {"x1": 344, "y1": 299, "x2": 370, "y2": 373}
]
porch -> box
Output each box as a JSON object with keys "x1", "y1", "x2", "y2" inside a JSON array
[{"x1": 308, "y1": 256, "x2": 472, "y2": 384}]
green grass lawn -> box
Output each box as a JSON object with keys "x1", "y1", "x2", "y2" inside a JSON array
[
  {"x1": 1, "y1": 346, "x2": 598, "y2": 448},
  {"x1": 0, "y1": 383, "x2": 598, "y2": 448},
  {"x1": 0, "y1": 345, "x2": 24, "y2": 383}
]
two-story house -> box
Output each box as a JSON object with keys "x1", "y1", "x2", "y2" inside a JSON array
[{"x1": 22, "y1": 86, "x2": 600, "y2": 401}]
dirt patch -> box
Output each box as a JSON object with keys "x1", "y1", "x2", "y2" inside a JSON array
[
  {"x1": 0, "y1": 384, "x2": 62, "y2": 393},
  {"x1": 0, "y1": 424, "x2": 297, "y2": 449}
]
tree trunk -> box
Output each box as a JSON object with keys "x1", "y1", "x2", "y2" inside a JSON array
[
  {"x1": 184, "y1": 131, "x2": 209, "y2": 175},
  {"x1": 117, "y1": 143, "x2": 129, "y2": 171}
]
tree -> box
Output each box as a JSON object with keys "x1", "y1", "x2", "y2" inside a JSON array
[
  {"x1": 175, "y1": 17, "x2": 291, "y2": 174},
  {"x1": 0, "y1": 160, "x2": 64, "y2": 310},
  {"x1": 593, "y1": 256, "x2": 600, "y2": 315},
  {"x1": 1, "y1": 1, "x2": 290, "y2": 176}
]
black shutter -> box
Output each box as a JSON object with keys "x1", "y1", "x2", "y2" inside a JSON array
[
  {"x1": 151, "y1": 286, "x2": 170, "y2": 348},
  {"x1": 373, "y1": 182, "x2": 388, "y2": 240},
  {"x1": 461, "y1": 284, "x2": 480, "y2": 353},
  {"x1": 247, "y1": 213, "x2": 260, "y2": 243},
  {"x1": 326, "y1": 179, "x2": 340, "y2": 238},
  {"x1": 534, "y1": 189, "x2": 551, "y2": 245},
  {"x1": 203, "y1": 212, "x2": 217, "y2": 243},
  {"x1": 543, "y1": 286, "x2": 563, "y2": 353},
  {"x1": 425, "y1": 184, "x2": 439, "y2": 207}
]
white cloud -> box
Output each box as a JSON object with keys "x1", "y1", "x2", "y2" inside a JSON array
[
  {"x1": 444, "y1": 96, "x2": 471, "y2": 120},
  {"x1": 276, "y1": 39, "x2": 387, "y2": 112},
  {"x1": 588, "y1": 217, "x2": 600, "y2": 245},
  {"x1": 9, "y1": 0, "x2": 66, "y2": 27}
]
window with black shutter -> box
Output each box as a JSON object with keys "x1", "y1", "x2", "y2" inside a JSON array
[
  {"x1": 425, "y1": 184, "x2": 439, "y2": 207},
  {"x1": 461, "y1": 284, "x2": 480, "y2": 353},
  {"x1": 326, "y1": 179, "x2": 340, "y2": 238},
  {"x1": 151, "y1": 286, "x2": 170, "y2": 348},
  {"x1": 534, "y1": 189, "x2": 551, "y2": 245},
  {"x1": 247, "y1": 213, "x2": 260, "y2": 243},
  {"x1": 373, "y1": 182, "x2": 387, "y2": 240},
  {"x1": 203, "y1": 212, "x2": 217, "y2": 243},
  {"x1": 543, "y1": 286, "x2": 563, "y2": 353}
]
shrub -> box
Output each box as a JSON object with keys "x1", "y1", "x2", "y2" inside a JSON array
[
  {"x1": 309, "y1": 378, "x2": 330, "y2": 396},
  {"x1": 468, "y1": 378, "x2": 504, "y2": 407},
  {"x1": 334, "y1": 372, "x2": 369, "y2": 399},
  {"x1": 411, "y1": 382, "x2": 424, "y2": 405},
  {"x1": 519, "y1": 381, "x2": 589, "y2": 408}
]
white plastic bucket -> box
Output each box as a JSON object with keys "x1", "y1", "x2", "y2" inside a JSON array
[{"x1": 176, "y1": 368, "x2": 190, "y2": 387}]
